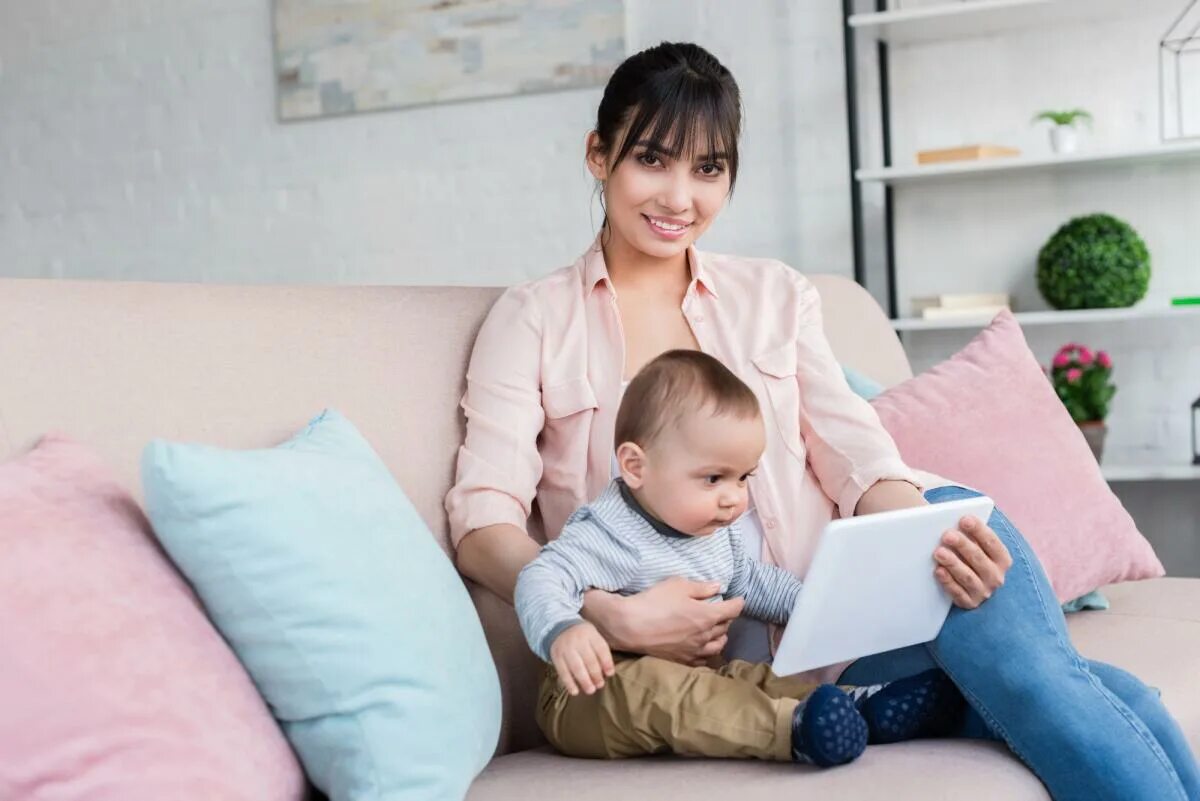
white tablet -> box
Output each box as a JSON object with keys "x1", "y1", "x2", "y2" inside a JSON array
[{"x1": 771, "y1": 495, "x2": 996, "y2": 677}]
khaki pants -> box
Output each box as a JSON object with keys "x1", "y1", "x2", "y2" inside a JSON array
[{"x1": 537, "y1": 655, "x2": 838, "y2": 761}]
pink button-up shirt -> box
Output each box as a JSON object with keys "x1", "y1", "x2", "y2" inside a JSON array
[{"x1": 446, "y1": 240, "x2": 932, "y2": 680}]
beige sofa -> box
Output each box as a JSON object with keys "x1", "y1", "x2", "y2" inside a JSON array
[{"x1": 1, "y1": 273, "x2": 1197, "y2": 800}]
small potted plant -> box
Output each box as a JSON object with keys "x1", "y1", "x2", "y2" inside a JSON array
[
  {"x1": 1032, "y1": 108, "x2": 1093, "y2": 154},
  {"x1": 1050, "y1": 343, "x2": 1116, "y2": 462}
]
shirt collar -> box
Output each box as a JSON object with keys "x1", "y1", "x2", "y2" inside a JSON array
[
  {"x1": 616, "y1": 479, "x2": 692, "y2": 539},
  {"x1": 582, "y1": 235, "x2": 720, "y2": 299}
]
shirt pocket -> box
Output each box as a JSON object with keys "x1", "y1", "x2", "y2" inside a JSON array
[
  {"x1": 539, "y1": 376, "x2": 599, "y2": 496},
  {"x1": 752, "y1": 342, "x2": 806, "y2": 464},
  {"x1": 541, "y1": 376, "x2": 598, "y2": 420}
]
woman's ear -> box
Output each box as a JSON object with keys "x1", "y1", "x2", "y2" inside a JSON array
[
  {"x1": 585, "y1": 131, "x2": 608, "y2": 181},
  {"x1": 615, "y1": 441, "x2": 647, "y2": 488}
]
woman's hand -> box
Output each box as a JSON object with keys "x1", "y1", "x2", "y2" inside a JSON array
[
  {"x1": 855, "y1": 481, "x2": 1012, "y2": 610},
  {"x1": 582, "y1": 577, "x2": 744, "y2": 666},
  {"x1": 934, "y1": 515, "x2": 1013, "y2": 609}
]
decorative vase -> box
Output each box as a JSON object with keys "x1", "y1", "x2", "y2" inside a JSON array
[
  {"x1": 1050, "y1": 125, "x2": 1078, "y2": 154},
  {"x1": 1079, "y1": 421, "x2": 1107, "y2": 463}
]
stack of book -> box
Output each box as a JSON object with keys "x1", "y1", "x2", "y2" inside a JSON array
[
  {"x1": 911, "y1": 293, "x2": 1013, "y2": 321},
  {"x1": 916, "y1": 145, "x2": 1021, "y2": 166}
]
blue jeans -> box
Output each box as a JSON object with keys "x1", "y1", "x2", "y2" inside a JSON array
[{"x1": 838, "y1": 486, "x2": 1200, "y2": 801}]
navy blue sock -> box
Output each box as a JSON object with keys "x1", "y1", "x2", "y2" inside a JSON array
[
  {"x1": 791, "y1": 684, "x2": 868, "y2": 767},
  {"x1": 855, "y1": 668, "x2": 966, "y2": 744}
]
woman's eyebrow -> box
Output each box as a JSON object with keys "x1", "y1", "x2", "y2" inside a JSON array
[
  {"x1": 634, "y1": 139, "x2": 672, "y2": 155},
  {"x1": 634, "y1": 140, "x2": 728, "y2": 162}
]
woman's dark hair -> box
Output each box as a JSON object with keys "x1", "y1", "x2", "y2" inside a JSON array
[{"x1": 592, "y1": 42, "x2": 742, "y2": 191}]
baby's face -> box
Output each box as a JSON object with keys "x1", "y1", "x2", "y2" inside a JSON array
[{"x1": 636, "y1": 410, "x2": 766, "y2": 537}]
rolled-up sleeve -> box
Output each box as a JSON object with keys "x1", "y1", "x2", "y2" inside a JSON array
[
  {"x1": 791, "y1": 279, "x2": 923, "y2": 518},
  {"x1": 445, "y1": 287, "x2": 545, "y2": 550}
]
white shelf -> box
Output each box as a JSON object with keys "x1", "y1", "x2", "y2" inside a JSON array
[
  {"x1": 1103, "y1": 464, "x2": 1200, "y2": 482},
  {"x1": 857, "y1": 140, "x2": 1200, "y2": 186},
  {"x1": 848, "y1": 0, "x2": 1144, "y2": 45},
  {"x1": 891, "y1": 304, "x2": 1200, "y2": 331}
]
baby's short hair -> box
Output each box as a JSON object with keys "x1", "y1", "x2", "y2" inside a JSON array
[{"x1": 615, "y1": 350, "x2": 761, "y2": 450}]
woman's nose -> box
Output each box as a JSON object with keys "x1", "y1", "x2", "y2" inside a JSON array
[{"x1": 659, "y1": 171, "x2": 691, "y2": 213}]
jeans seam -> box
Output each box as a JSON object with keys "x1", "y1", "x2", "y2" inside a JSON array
[
  {"x1": 926, "y1": 486, "x2": 1187, "y2": 800},
  {"x1": 900, "y1": 489, "x2": 1033, "y2": 764},
  {"x1": 1000, "y1": 507, "x2": 1184, "y2": 797},
  {"x1": 928, "y1": 651, "x2": 1026, "y2": 759}
]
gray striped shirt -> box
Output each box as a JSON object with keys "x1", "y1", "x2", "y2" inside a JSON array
[{"x1": 515, "y1": 479, "x2": 804, "y2": 662}]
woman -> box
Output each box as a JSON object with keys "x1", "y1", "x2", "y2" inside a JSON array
[{"x1": 445, "y1": 41, "x2": 1198, "y2": 800}]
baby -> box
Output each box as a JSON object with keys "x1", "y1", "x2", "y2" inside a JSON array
[{"x1": 515, "y1": 349, "x2": 961, "y2": 767}]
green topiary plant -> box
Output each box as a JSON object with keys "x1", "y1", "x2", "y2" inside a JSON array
[{"x1": 1036, "y1": 213, "x2": 1151, "y2": 310}]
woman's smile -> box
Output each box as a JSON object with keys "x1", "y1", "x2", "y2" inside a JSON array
[{"x1": 642, "y1": 213, "x2": 693, "y2": 239}]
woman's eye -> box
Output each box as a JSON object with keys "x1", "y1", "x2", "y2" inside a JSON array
[
  {"x1": 699, "y1": 162, "x2": 724, "y2": 176},
  {"x1": 637, "y1": 152, "x2": 662, "y2": 167}
]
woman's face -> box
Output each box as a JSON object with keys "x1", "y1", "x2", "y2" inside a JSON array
[{"x1": 586, "y1": 126, "x2": 732, "y2": 261}]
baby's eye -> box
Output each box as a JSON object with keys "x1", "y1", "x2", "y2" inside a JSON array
[{"x1": 705, "y1": 475, "x2": 721, "y2": 485}]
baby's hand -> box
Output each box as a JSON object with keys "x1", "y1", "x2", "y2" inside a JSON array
[{"x1": 549, "y1": 621, "x2": 615, "y2": 696}]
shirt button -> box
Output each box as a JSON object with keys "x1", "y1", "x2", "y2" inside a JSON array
[
  {"x1": 694, "y1": 314, "x2": 705, "y2": 323},
  {"x1": 765, "y1": 519, "x2": 777, "y2": 529}
]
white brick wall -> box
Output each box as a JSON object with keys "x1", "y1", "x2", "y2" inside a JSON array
[
  {"x1": 4, "y1": 1, "x2": 1195, "y2": 562},
  {"x1": 0, "y1": 0, "x2": 855, "y2": 287}
]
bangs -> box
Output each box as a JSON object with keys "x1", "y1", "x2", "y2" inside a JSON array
[{"x1": 610, "y1": 71, "x2": 741, "y2": 186}]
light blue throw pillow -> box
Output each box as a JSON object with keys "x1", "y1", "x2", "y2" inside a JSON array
[
  {"x1": 841, "y1": 364, "x2": 885, "y2": 401},
  {"x1": 1060, "y1": 589, "x2": 1111, "y2": 613},
  {"x1": 142, "y1": 409, "x2": 501, "y2": 801},
  {"x1": 840, "y1": 365, "x2": 1108, "y2": 614}
]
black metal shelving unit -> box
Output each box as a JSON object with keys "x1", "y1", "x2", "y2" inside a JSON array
[{"x1": 841, "y1": 0, "x2": 898, "y2": 319}]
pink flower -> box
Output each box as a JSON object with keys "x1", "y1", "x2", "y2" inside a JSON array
[
  {"x1": 1066, "y1": 368, "x2": 1083, "y2": 383},
  {"x1": 1097, "y1": 351, "x2": 1113, "y2": 369},
  {"x1": 1078, "y1": 347, "x2": 1094, "y2": 365},
  {"x1": 1052, "y1": 352, "x2": 1072, "y2": 368}
]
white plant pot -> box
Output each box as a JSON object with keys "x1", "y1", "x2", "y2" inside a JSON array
[{"x1": 1050, "y1": 125, "x2": 1079, "y2": 154}]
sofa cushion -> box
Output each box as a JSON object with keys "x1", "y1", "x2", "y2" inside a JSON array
[
  {"x1": 0, "y1": 435, "x2": 305, "y2": 801},
  {"x1": 468, "y1": 579, "x2": 1200, "y2": 800},
  {"x1": 1099, "y1": 577, "x2": 1200, "y2": 622},
  {"x1": 869, "y1": 310, "x2": 1163, "y2": 603},
  {"x1": 469, "y1": 741, "x2": 1048, "y2": 800},
  {"x1": 142, "y1": 409, "x2": 502, "y2": 801}
]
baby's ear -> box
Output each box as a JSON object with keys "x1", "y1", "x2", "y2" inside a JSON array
[{"x1": 615, "y1": 441, "x2": 647, "y2": 488}]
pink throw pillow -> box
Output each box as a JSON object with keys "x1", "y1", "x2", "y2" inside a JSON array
[
  {"x1": 0, "y1": 435, "x2": 307, "y2": 801},
  {"x1": 870, "y1": 310, "x2": 1164, "y2": 602}
]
